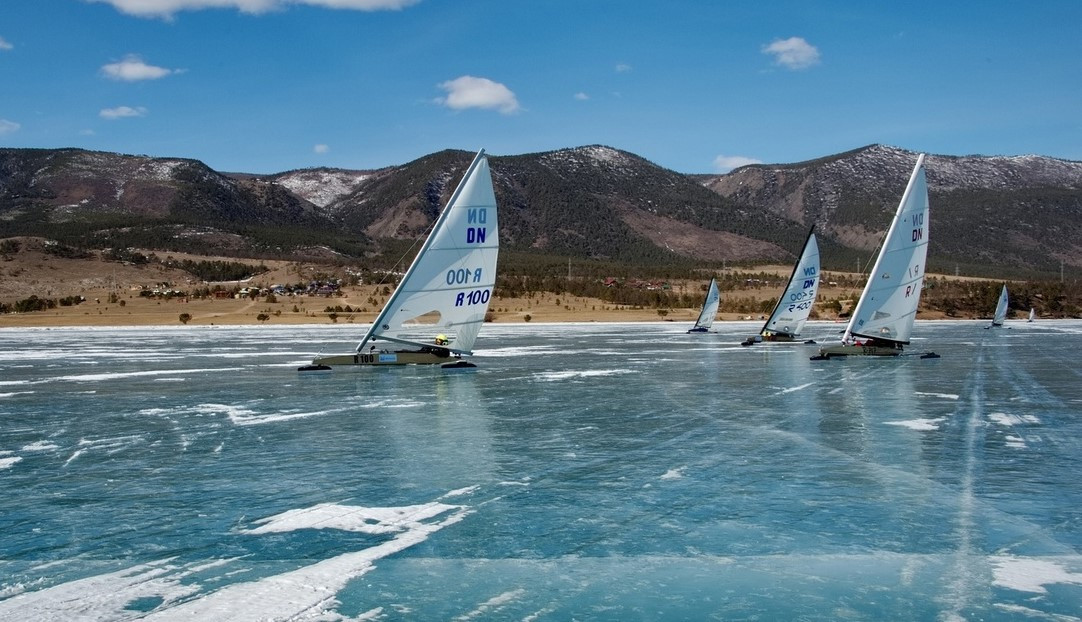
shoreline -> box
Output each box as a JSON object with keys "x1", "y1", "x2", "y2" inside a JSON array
[
  {"x1": 0, "y1": 277, "x2": 1034, "y2": 328},
  {"x1": 0, "y1": 287, "x2": 1009, "y2": 328}
]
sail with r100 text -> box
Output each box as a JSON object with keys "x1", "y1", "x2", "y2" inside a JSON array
[{"x1": 300, "y1": 149, "x2": 499, "y2": 371}]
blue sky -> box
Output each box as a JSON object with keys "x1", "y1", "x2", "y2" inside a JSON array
[{"x1": 1, "y1": 1, "x2": 1080, "y2": 174}]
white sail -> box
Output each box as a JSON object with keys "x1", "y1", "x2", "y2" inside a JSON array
[
  {"x1": 761, "y1": 229, "x2": 820, "y2": 338},
  {"x1": 844, "y1": 154, "x2": 930, "y2": 345},
  {"x1": 358, "y1": 149, "x2": 498, "y2": 355},
  {"x1": 691, "y1": 277, "x2": 721, "y2": 330},
  {"x1": 991, "y1": 285, "x2": 1008, "y2": 326},
  {"x1": 1028, "y1": 308, "x2": 1035, "y2": 322}
]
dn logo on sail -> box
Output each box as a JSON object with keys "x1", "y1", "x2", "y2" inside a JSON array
[
  {"x1": 911, "y1": 213, "x2": 924, "y2": 242},
  {"x1": 467, "y1": 208, "x2": 488, "y2": 244}
]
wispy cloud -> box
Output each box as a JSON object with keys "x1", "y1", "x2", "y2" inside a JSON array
[
  {"x1": 101, "y1": 55, "x2": 176, "y2": 81},
  {"x1": 615, "y1": 63, "x2": 632, "y2": 73},
  {"x1": 713, "y1": 154, "x2": 762, "y2": 173},
  {"x1": 573, "y1": 92, "x2": 589, "y2": 101},
  {"x1": 100, "y1": 106, "x2": 148, "y2": 119},
  {"x1": 762, "y1": 37, "x2": 820, "y2": 70},
  {"x1": 436, "y1": 76, "x2": 520, "y2": 115},
  {"x1": 313, "y1": 144, "x2": 329, "y2": 154},
  {"x1": 87, "y1": 0, "x2": 421, "y2": 19},
  {"x1": 0, "y1": 36, "x2": 13, "y2": 51},
  {"x1": 0, "y1": 119, "x2": 20, "y2": 135}
]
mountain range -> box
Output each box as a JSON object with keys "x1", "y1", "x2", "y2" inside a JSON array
[{"x1": 1, "y1": 144, "x2": 1080, "y2": 278}]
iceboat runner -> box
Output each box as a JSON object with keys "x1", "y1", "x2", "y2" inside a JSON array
[
  {"x1": 986, "y1": 284, "x2": 1008, "y2": 328},
  {"x1": 687, "y1": 277, "x2": 720, "y2": 333},
  {"x1": 812, "y1": 153, "x2": 938, "y2": 360},
  {"x1": 742, "y1": 227, "x2": 820, "y2": 346},
  {"x1": 300, "y1": 148, "x2": 499, "y2": 371}
]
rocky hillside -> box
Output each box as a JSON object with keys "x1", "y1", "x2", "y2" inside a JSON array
[
  {"x1": 2, "y1": 145, "x2": 1080, "y2": 278},
  {"x1": 702, "y1": 144, "x2": 1082, "y2": 277}
]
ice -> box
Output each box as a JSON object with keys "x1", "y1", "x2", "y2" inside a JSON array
[{"x1": 1, "y1": 321, "x2": 1081, "y2": 618}]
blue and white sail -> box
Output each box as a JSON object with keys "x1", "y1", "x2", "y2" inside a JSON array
[
  {"x1": 761, "y1": 228, "x2": 820, "y2": 338},
  {"x1": 689, "y1": 277, "x2": 720, "y2": 332},
  {"x1": 843, "y1": 154, "x2": 930, "y2": 345},
  {"x1": 358, "y1": 149, "x2": 499, "y2": 355},
  {"x1": 991, "y1": 285, "x2": 1008, "y2": 327}
]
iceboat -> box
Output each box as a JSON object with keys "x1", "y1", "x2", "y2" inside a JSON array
[
  {"x1": 986, "y1": 284, "x2": 1008, "y2": 328},
  {"x1": 742, "y1": 227, "x2": 820, "y2": 346},
  {"x1": 687, "y1": 277, "x2": 720, "y2": 333},
  {"x1": 301, "y1": 149, "x2": 499, "y2": 371},
  {"x1": 813, "y1": 154, "x2": 938, "y2": 360}
]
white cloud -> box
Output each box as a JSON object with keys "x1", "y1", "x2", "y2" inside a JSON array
[
  {"x1": 615, "y1": 63, "x2": 632, "y2": 73},
  {"x1": 100, "y1": 106, "x2": 148, "y2": 119},
  {"x1": 87, "y1": 0, "x2": 420, "y2": 19},
  {"x1": 101, "y1": 55, "x2": 175, "y2": 81},
  {"x1": 713, "y1": 154, "x2": 762, "y2": 173},
  {"x1": 0, "y1": 36, "x2": 13, "y2": 51},
  {"x1": 0, "y1": 119, "x2": 20, "y2": 135},
  {"x1": 313, "y1": 144, "x2": 329, "y2": 154},
  {"x1": 573, "y1": 92, "x2": 589, "y2": 101},
  {"x1": 436, "y1": 76, "x2": 520, "y2": 115},
  {"x1": 762, "y1": 36, "x2": 820, "y2": 70}
]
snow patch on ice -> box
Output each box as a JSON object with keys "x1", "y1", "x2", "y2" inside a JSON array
[
  {"x1": 0, "y1": 559, "x2": 201, "y2": 620},
  {"x1": 776, "y1": 382, "x2": 814, "y2": 395},
  {"x1": 442, "y1": 485, "x2": 480, "y2": 498},
  {"x1": 661, "y1": 467, "x2": 686, "y2": 480},
  {"x1": 245, "y1": 501, "x2": 462, "y2": 535},
  {"x1": 472, "y1": 345, "x2": 559, "y2": 357},
  {"x1": 1004, "y1": 435, "x2": 1026, "y2": 449},
  {"x1": 21, "y1": 441, "x2": 59, "y2": 452},
  {"x1": 0, "y1": 456, "x2": 23, "y2": 469},
  {"x1": 456, "y1": 588, "x2": 527, "y2": 620},
  {"x1": 988, "y1": 412, "x2": 1040, "y2": 426},
  {"x1": 0, "y1": 499, "x2": 470, "y2": 620},
  {"x1": 55, "y1": 368, "x2": 243, "y2": 382},
  {"x1": 915, "y1": 391, "x2": 960, "y2": 400},
  {"x1": 990, "y1": 556, "x2": 1082, "y2": 593},
  {"x1": 534, "y1": 369, "x2": 634, "y2": 381},
  {"x1": 885, "y1": 418, "x2": 946, "y2": 431}
]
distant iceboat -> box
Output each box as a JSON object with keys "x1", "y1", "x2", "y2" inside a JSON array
[
  {"x1": 813, "y1": 154, "x2": 938, "y2": 360},
  {"x1": 1028, "y1": 307, "x2": 1035, "y2": 322},
  {"x1": 300, "y1": 149, "x2": 498, "y2": 371},
  {"x1": 987, "y1": 284, "x2": 1008, "y2": 328},
  {"x1": 742, "y1": 227, "x2": 820, "y2": 346},
  {"x1": 687, "y1": 277, "x2": 720, "y2": 333}
]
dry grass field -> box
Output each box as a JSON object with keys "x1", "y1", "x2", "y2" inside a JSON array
[{"x1": 0, "y1": 238, "x2": 977, "y2": 328}]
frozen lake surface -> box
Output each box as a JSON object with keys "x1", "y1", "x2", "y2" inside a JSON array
[{"x1": 1, "y1": 320, "x2": 1081, "y2": 620}]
